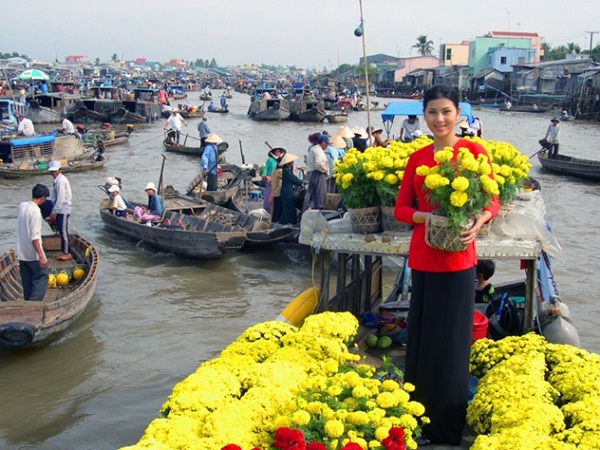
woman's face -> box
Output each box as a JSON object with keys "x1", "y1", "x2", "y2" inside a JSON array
[{"x1": 423, "y1": 98, "x2": 460, "y2": 140}]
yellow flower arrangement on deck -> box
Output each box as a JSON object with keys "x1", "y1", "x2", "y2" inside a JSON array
[
  {"x1": 417, "y1": 146, "x2": 500, "y2": 232},
  {"x1": 468, "y1": 333, "x2": 600, "y2": 450},
  {"x1": 333, "y1": 138, "x2": 427, "y2": 208},
  {"x1": 333, "y1": 136, "x2": 530, "y2": 212},
  {"x1": 122, "y1": 311, "x2": 427, "y2": 450}
]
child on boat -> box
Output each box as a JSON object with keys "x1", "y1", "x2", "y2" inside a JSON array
[
  {"x1": 475, "y1": 259, "x2": 495, "y2": 303},
  {"x1": 108, "y1": 185, "x2": 128, "y2": 218}
]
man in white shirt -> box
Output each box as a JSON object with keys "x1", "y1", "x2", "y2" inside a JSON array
[
  {"x1": 400, "y1": 115, "x2": 420, "y2": 142},
  {"x1": 544, "y1": 117, "x2": 561, "y2": 159},
  {"x1": 164, "y1": 109, "x2": 187, "y2": 145},
  {"x1": 58, "y1": 113, "x2": 75, "y2": 134},
  {"x1": 16, "y1": 183, "x2": 50, "y2": 301},
  {"x1": 17, "y1": 116, "x2": 35, "y2": 137},
  {"x1": 47, "y1": 160, "x2": 73, "y2": 260}
]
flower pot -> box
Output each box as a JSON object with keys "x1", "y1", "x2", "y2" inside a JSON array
[
  {"x1": 348, "y1": 206, "x2": 381, "y2": 234},
  {"x1": 426, "y1": 213, "x2": 473, "y2": 252},
  {"x1": 380, "y1": 205, "x2": 412, "y2": 233}
]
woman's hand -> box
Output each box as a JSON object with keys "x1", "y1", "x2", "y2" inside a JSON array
[{"x1": 460, "y1": 211, "x2": 491, "y2": 244}]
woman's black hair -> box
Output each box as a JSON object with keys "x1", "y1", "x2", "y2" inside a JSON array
[
  {"x1": 476, "y1": 259, "x2": 495, "y2": 281},
  {"x1": 423, "y1": 84, "x2": 460, "y2": 109}
]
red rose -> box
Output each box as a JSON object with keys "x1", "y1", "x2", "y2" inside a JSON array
[
  {"x1": 340, "y1": 443, "x2": 363, "y2": 450},
  {"x1": 382, "y1": 427, "x2": 406, "y2": 450},
  {"x1": 221, "y1": 445, "x2": 243, "y2": 450}
]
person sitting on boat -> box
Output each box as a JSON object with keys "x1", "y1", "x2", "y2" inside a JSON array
[
  {"x1": 475, "y1": 259, "x2": 496, "y2": 303},
  {"x1": 133, "y1": 182, "x2": 164, "y2": 224},
  {"x1": 108, "y1": 185, "x2": 128, "y2": 218},
  {"x1": 400, "y1": 115, "x2": 420, "y2": 143},
  {"x1": 16, "y1": 183, "x2": 51, "y2": 301},
  {"x1": 17, "y1": 115, "x2": 35, "y2": 137},
  {"x1": 197, "y1": 116, "x2": 211, "y2": 147},
  {"x1": 58, "y1": 113, "x2": 75, "y2": 135},
  {"x1": 201, "y1": 133, "x2": 223, "y2": 192},
  {"x1": 369, "y1": 127, "x2": 390, "y2": 148},
  {"x1": 471, "y1": 117, "x2": 483, "y2": 138},
  {"x1": 40, "y1": 82, "x2": 48, "y2": 94},
  {"x1": 164, "y1": 109, "x2": 187, "y2": 146},
  {"x1": 543, "y1": 117, "x2": 561, "y2": 159},
  {"x1": 456, "y1": 120, "x2": 475, "y2": 138},
  {"x1": 278, "y1": 153, "x2": 305, "y2": 226}
]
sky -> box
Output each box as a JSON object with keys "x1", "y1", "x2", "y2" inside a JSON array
[{"x1": 4, "y1": 0, "x2": 599, "y2": 70}]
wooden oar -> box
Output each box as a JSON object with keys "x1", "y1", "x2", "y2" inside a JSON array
[
  {"x1": 238, "y1": 138, "x2": 246, "y2": 165},
  {"x1": 157, "y1": 153, "x2": 167, "y2": 196},
  {"x1": 265, "y1": 141, "x2": 273, "y2": 150},
  {"x1": 528, "y1": 148, "x2": 546, "y2": 159}
]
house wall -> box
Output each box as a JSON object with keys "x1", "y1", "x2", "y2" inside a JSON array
[
  {"x1": 488, "y1": 47, "x2": 536, "y2": 73},
  {"x1": 439, "y1": 42, "x2": 469, "y2": 66},
  {"x1": 393, "y1": 56, "x2": 439, "y2": 83},
  {"x1": 468, "y1": 37, "x2": 532, "y2": 76}
]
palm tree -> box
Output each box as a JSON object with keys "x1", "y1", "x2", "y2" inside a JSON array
[
  {"x1": 566, "y1": 42, "x2": 581, "y2": 54},
  {"x1": 413, "y1": 35, "x2": 434, "y2": 57},
  {"x1": 111, "y1": 53, "x2": 118, "y2": 62}
]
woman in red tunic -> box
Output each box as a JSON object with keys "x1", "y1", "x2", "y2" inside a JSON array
[{"x1": 394, "y1": 85, "x2": 499, "y2": 446}]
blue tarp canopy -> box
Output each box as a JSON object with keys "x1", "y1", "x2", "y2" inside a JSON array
[
  {"x1": 381, "y1": 100, "x2": 474, "y2": 124},
  {"x1": 11, "y1": 134, "x2": 55, "y2": 147}
]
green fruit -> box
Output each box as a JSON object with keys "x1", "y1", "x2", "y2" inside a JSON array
[
  {"x1": 377, "y1": 336, "x2": 392, "y2": 349},
  {"x1": 365, "y1": 334, "x2": 378, "y2": 348}
]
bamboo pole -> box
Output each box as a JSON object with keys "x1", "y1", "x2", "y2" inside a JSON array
[{"x1": 358, "y1": 0, "x2": 371, "y2": 135}]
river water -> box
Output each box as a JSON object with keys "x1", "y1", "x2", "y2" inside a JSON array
[{"x1": 1, "y1": 94, "x2": 600, "y2": 449}]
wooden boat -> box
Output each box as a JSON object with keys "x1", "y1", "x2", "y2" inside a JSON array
[
  {"x1": 324, "y1": 112, "x2": 348, "y2": 123},
  {"x1": 100, "y1": 198, "x2": 246, "y2": 259},
  {"x1": 0, "y1": 152, "x2": 108, "y2": 179},
  {"x1": 0, "y1": 134, "x2": 107, "y2": 179},
  {"x1": 500, "y1": 105, "x2": 549, "y2": 113},
  {"x1": 162, "y1": 138, "x2": 229, "y2": 157},
  {"x1": 199, "y1": 92, "x2": 213, "y2": 101},
  {"x1": 162, "y1": 191, "x2": 297, "y2": 248},
  {"x1": 247, "y1": 98, "x2": 291, "y2": 121},
  {"x1": 185, "y1": 163, "x2": 244, "y2": 205},
  {"x1": 0, "y1": 234, "x2": 99, "y2": 348},
  {"x1": 537, "y1": 152, "x2": 600, "y2": 181},
  {"x1": 207, "y1": 107, "x2": 229, "y2": 114},
  {"x1": 288, "y1": 99, "x2": 326, "y2": 122},
  {"x1": 109, "y1": 107, "x2": 147, "y2": 124}
]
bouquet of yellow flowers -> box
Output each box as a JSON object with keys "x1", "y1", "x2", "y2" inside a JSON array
[
  {"x1": 334, "y1": 140, "x2": 424, "y2": 208},
  {"x1": 416, "y1": 146, "x2": 500, "y2": 233},
  {"x1": 481, "y1": 139, "x2": 532, "y2": 205}
]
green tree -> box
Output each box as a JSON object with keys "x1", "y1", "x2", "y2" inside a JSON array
[
  {"x1": 413, "y1": 35, "x2": 434, "y2": 57},
  {"x1": 209, "y1": 58, "x2": 217, "y2": 68},
  {"x1": 111, "y1": 53, "x2": 118, "y2": 62},
  {"x1": 566, "y1": 42, "x2": 581, "y2": 54}
]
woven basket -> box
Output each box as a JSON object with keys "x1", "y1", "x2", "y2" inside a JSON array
[
  {"x1": 348, "y1": 206, "x2": 381, "y2": 234},
  {"x1": 380, "y1": 205, "x2": 412, "y2": 233},
  {"x1": 426, "y1": 213, "x2": 473, "y2": 252}
]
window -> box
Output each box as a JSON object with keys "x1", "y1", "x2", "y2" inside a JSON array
[
  {"x1": 446, "y1": 48, "x2": 452, "y2": 61},
  {"x1": 501, "y1": 56, "x2": 507, "y2": 64}
]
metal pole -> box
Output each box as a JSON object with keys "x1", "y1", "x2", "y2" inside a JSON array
[{"x1": 358, "y1": 0, "x2": 371, "y2": 135}]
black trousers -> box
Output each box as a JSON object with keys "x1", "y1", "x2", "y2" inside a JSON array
[
  {"x1": 548, "y1": 143, "x2": 559, "y2": 159},
  {"x1": 405, "y1": 267, "x2": 475, "y2": 445}
]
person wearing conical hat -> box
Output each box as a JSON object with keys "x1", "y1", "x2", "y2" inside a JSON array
[
  {"x1": 201, "y1": 133, "x2": 223, "y2": 191},
  {"x1": 278, "y1": 152, "x2": 304, "y2": 225}
]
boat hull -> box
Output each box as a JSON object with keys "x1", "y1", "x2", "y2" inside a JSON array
[
  {"x1": 0, "y1": 234, "x2": 99, "y2": 348},
  {"x1": 538, "y1": 153, "x2": 600, "y2": 181}
]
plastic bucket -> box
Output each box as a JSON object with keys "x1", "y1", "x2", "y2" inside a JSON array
[{"x1": 472, "y1": 311, "x2": 489, "y2": 343}]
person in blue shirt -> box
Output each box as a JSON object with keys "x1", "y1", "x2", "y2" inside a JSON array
[
  {"x1": 40, "y1": 82, "x2": 49, "y2": 94},
  {"x1": 201, "y1": 133, "x2": 222, "y2": 191},
  {"x1": 133, "y1": 182, "x2": 164, "y2": 224}
]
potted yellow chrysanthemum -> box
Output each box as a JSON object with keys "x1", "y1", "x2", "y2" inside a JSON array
[{"x1": 416, "y1": 146, "x2": 500, "y2": 252}]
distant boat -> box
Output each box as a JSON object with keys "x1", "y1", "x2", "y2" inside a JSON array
[
  {"x1": 500, "y1": 105, "x2": 548, "y2": 113},
  {"x1": 537, "y1": 152, "x2": 600, "y2": 181}
]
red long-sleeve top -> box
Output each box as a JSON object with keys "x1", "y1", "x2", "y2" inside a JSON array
[{"x1": 394, "y1": 139, "x2": 500, "y2": 272}]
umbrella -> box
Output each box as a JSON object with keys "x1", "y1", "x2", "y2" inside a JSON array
[{"x1": 16, "y1": 69, "x2": 50, "y2": 81}]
